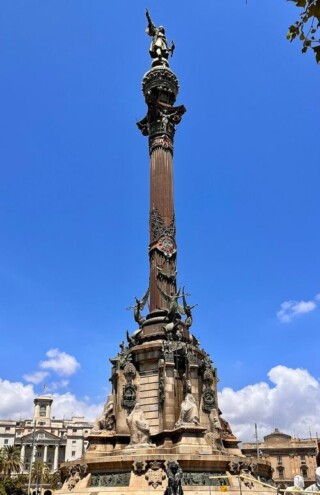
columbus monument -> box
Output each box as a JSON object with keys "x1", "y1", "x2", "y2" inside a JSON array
[{"x1": 57, "y1": 11, "x2": 274, "y2": 495}]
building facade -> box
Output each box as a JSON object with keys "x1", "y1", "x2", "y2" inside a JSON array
[
  {"x1": 0, "y1": 396, "x2": 92, "y2": 474},
  {"x1": 242, "y1": 428, "x2": 319, "y2": 488}
]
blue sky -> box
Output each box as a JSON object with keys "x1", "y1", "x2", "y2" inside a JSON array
[{"x1": 0, "y1": 0, "x2": 320, "y2": 440}]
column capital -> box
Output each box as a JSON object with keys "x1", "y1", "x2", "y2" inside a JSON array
[{"x1": 137, "y1": 66, "x2": 186, "y2": 147}]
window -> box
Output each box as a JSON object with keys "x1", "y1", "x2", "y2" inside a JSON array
[
  {"x1": 4, "y1": 439, "x2": 9, "y2": 445},
  {"x1": 71, "y1": 451, "x2": 76, "y2": 457},
  {"x1": 72, "y1": 428, "x2": 77, "y2": 432},
  {"x1": 5, "y1": 426, "x2": 10, "y2": 431},
  {"x1": 278, "y1": 467, "x2": 284, "y2": 480},
  {"x1": 72, "y1": 440, "x2": 76, "y2": 444},
  {"x1": 301, "y1": 467, "x2": 308, "y2": 478},
  {"x1": 40, "y1": 405, "x2": 46, "y2": 417},
  {"x1": 300, "y1": 455, "x2": 306, "y2": 464},
  {"x1": 277, "y1": 455, "x2": 283, "y2": 465}
]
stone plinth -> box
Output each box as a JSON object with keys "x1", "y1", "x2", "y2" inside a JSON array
[{"x1": 58, "y1": 336, "x2": 274, "y2": 495}]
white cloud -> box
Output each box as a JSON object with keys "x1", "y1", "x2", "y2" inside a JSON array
[
  {"x1": 277, "y1": 297, "x2": 317, "y2": 323},
  {"x1": 51, "y1": 393, "x2": 103, "y2": 421},
  {"x1": 0, "y1": 379, "x2": 34, "y2": 419},
  {"x1": 219, "y1": 365, "x2": 320, "y2": 442},
  {"x1": 0, "y1": 378, "x2": 103, "y2": 422},
  {"x1": 23, "y1": 371, "x2": 49, "y2": 384},
  {"x1": 45, "y1": 379, "x2": 69, "y2": 392},
  {"x1": 40, "y1": 348, "x2": 80, "y2": 376}
]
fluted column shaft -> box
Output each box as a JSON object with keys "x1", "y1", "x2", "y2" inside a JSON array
[
  {"x1": 149, "y1": 147, "x2": 176, "y2": 310},
  {"x1": 53, "y1": 445, "x2": 59, "y2": 470},
  {"x1": 150, "y1": 148, "x2": 174, "y2": 224},
  {"x1": 137, "y1": 65, "x2": 185, "y2": 314}
]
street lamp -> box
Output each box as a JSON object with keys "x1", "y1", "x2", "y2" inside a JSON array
[{"x1": 27, "y1": 422, "x2": 36, "y2": 495}]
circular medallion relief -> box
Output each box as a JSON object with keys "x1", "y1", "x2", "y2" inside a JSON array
[{"x1": 158, "y1": 236, "x2": 176, "y2": 257}]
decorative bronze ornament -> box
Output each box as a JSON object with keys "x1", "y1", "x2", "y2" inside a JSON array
[
  {"x1": 158, "y1": 377, "x2": 165, "y2": 405},
  {"x1": 122, "y1": 383, "x2": 137, "y2": 412},
  {"x1": 202, "y1": 389, "x2": 216, "y2": 414},
  {"x1": 90, "y1": 473, "x2": 131, "y2": 487},
  {"x1": 150, "y1": 208, "x2": 176, "y2": 243},
  {"x1": 156, "y1": 236, "x2": 176, "y2": 258},
  {"x1": 123, "y1": 362, "x2": 136, "y2": 379}
]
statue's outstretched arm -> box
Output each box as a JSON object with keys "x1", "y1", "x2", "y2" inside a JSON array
[{"x1": 145, "y1": 8, "x2": 156, "y2": 36}]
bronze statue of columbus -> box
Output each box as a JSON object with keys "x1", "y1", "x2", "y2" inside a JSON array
[{"x1": 145, "y1": 9, "x2": 175, "y2": 64}]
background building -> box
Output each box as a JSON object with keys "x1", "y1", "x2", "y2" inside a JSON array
[
  {"x1": 242, "y1": 428, "x2": 319, "y2": 488},
  {"x1": 0, "y1": 395, "x2": 92, "y2": 474}
]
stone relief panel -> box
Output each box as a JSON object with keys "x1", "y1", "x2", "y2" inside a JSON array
[
  {"x1": 90, "y1": 472, "x2": 131, "y2": 487},
  {"x1": 182, "y1": 472, "x2": 229, "y2": 486}
]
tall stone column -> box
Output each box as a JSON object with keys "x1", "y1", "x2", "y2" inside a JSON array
[
  {"x1": 43, "y1": 445, "x2": 48, "y2": 464},
  {"x1": 32, "y1": 445, "x2": 37, "y2": 464},
  {"x1": 138, "y1": 66, "x2": 186, "y2": 313},
  {"x1": 20, "y1": 444, "x2": 25, "y2": 470},
  {"x1": 53, "y1": 445, "x2": 59, "y2": 470}
]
